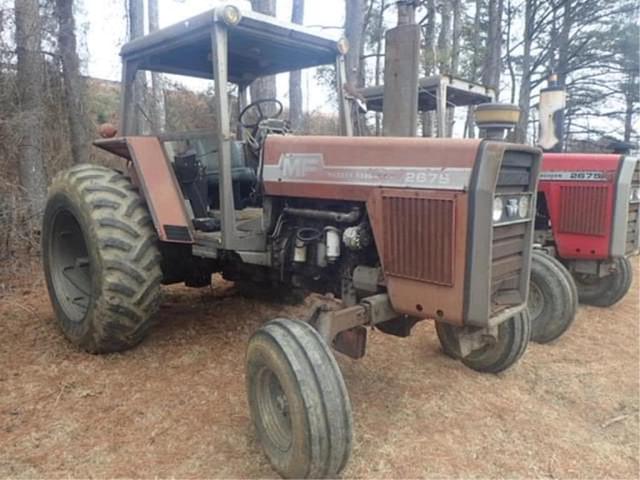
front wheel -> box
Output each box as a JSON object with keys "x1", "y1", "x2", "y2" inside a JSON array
[
  {"x1": 528, "y1": 251, "x2": 578, "y2": 344},
  {"x1": 246, "y1": 319, "x2": 353, "y2": 479},
  {"x1": 573, "y1": 257, "x2": 633, "y2": 307},
  {"x1": 435, "y1": 310, "x2": 530, "y2": 373}
]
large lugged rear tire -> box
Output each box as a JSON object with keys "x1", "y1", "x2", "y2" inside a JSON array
[
  {"x1": 42, "y1": 164, "x2": 162, "y2": 353},
  {"x1": 573, "y1": 257, "x2": 633, "y2": 307},
  {"x1": 435, "y1": 310, "x2": 530, "y2": 374},
  {"x1": 528, "y1": 250, "x2": 578, "y2": 344},
  {"x1": 246, "y1": 319, "x2": 353, "y2": 479}
]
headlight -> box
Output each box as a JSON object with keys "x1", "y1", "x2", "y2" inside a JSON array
[
  {"x1": 222, "y1": 5, "x2": 242, "y2": 25},
  {"x1": 492, "y1": 197, "x2": 504, "y2": 223},
  {"x1": 518, "y1": 196, "x2": 530, "y2": 218}
]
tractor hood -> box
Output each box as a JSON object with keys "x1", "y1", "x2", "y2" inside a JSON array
[{"x1": 262, "y1": 135, "x2": 483, "y2": 201}]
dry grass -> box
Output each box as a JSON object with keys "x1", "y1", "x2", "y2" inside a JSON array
[{"x1": 0, "y1": 263, "x2": 638, "y2": 479}]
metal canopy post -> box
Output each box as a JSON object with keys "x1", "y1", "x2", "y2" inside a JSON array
[
  {"x1": 336, "y1": 55, "x2": 353, "y2": 137},
  {"x1": 237, "y1": 84, "x2": 249, "y2": 140},
  {"x1": 119, "y1": 61, "x2": 138, "y2": 135},
  {"x1": 211, "y1": 23, "x2": 237, "y2": 248},
  {"x1": 436, "y1": 80, "x2": 448, "y2": 138}
]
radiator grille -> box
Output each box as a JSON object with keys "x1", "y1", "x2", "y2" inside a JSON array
[
  {"x1": 490, "y1": 151, "x2": 534, "y2": 313},
  {"x1": 382, "y1": 193, "x2": 456, "y2": 286},
  {"x1": 558, "y1": 185, "x2": 608, "y2": 236}
]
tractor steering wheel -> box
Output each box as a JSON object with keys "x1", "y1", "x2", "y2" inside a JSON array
[{"x1": 239, "y1": 98, "x2": 284, "y2": 131}]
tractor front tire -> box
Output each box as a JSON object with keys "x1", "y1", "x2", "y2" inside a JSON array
[
  {"x1": 42, "y1": 164, "x2": 162, "y2": 353},
  {"x1": 435, "y1": 310, "x2": 530, "y2": 374},
  {"x1": 573, "y1": 257, "x2": 633, "y2": 307},
  {"x1": 528, "y1": 251, "x2": 578, "y2": 344},
  {"x1": 246, "y1": 319, "x2": 353, "y2": 479}
]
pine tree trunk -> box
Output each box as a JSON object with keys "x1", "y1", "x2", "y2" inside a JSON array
[
  {"x1": 344, "y1": 0, "x2": 365, "y2": 86},
  {"x1": 465, "y1": 0, "x2": 483, "y2": 137},
  {"x1": 437, "y1": 1, "x2": 452, "y2": 73},
  {"x1": 14, "y1": 0, "x2": 48, "y2": 221},
  {"x1": 482, "y1": 0, "x2": 504, "y2": 97},
  {"x1": 148, "y1": 0, "x2": 165, "y2": 133},
  {"x1": 421, "y1": 0, "x2": 436, "y2": 137},
  {"x1": 128, "y1": 0, "x2": 146, "y2": 133},
  {"x1": 624, "y1": 81, "x2": 634, "y2": 142},
  {"x1": 436, "y1": 0, "x2": 452, "y2": 136},
  {"x1": 515, "y1": 0, "x2": 534, "y2": 143},
  {"x1": 446, "y1": 0, "x2": 462, "y2": 136},
  {"x1": 250, "y1": 0, "x2": 277, "y2": 114},
  {"x1": 554, "y1": 1, "x2": 571, "y2": 150},
  {"x1": 374, "y1": 0, "x2": 387, "y2": 135},
  {"x1": 397, "y1": 1, "x2": 416, "y2": 25},
  {"x1": 289, "y1": 0, "x2": 305, "y2": 132},
  {"x1": 55, "y1": 0, "x2": 89, "y2": 165}
]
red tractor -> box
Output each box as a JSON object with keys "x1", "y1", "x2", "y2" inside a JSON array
[
  {"x1": 361, "y1": 74, "x2": 638, "y2": 345},
  {"x1": 361, "y1": 82, "x2": 578, "y2": 346},
  {"x1": 41, "y1": 6, "x2": 541, "y2": 477},
  {"x1": 536, "y1": 152, "x2": 639, "y2": 306}
]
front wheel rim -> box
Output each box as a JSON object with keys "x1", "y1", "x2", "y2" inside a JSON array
[
  {"x1": 528, "y1": 281, "x2": 545, "y2": 321},
  {"x1": 255, "y1": 366, "x2": 293, "y2": 452}
]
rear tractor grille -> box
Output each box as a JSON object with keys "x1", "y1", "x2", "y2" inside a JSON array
[{"x1": 490, "y1": 150, "x2": 535, "y2": 314}]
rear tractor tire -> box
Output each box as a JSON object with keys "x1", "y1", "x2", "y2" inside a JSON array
[
  {"x1": 246, "y1": 319, "x2": 353, "y2": 479},
  {"x1": 528, "y1": 250, "x2": 578, "y2": 344},
  {"x1": 42, "y1": 164, "x2": 162, "y2": 353},
  {"x1": 573, "y1": 257, "x2": 633, "y2": 307},
  {"x1": 435, "y1": 310, "x2": 531, "y2": 373}
]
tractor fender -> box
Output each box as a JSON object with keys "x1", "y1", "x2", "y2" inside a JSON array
[{"x1": 94, "y1": 136, "x2": 194, "y2": 244}]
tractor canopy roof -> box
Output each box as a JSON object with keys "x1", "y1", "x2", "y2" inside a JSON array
[
  {"x1": 361, "y1": 74, "x2": 496, "y2": 112},
  {"x1": 120, "y1": 4, "x2": 343, "y2": 85}
]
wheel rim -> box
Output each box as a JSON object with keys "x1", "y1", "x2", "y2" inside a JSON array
[
  {"x1": 49, "y1": 209, "x2": 92, "y2": 322},
  {"x1": 256, "y1": 366, "x2": 293, "y2": 452},
  {"x1": 528, "y1": 281, "x2": 545, "y2": 321}
]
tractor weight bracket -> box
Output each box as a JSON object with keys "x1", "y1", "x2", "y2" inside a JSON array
[{"x1": 307, "y1": 294, "x2": 397, "y2": 359}]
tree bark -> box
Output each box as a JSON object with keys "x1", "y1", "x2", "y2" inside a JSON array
[
  {"x1": 446, "y1": 0, "x2": 462, "y2": 136},
  {"x1": 515, "y1": 0, "x2": 534, "y2": 143},
  {"x1": 374, "y1": 0, "x2": 388, "y2": 135},
  {"x1": 148, "y1": 0, "x2": 165, "y2": 133},
  {"x1": 465, "y1": 0, "x2": 483, "y2": 137},
  {"x1": 397, "y1": 0, "x2": 417, "y2": 25},
  {"x1": 437, "y1": 0, "x2": 452, "y2": 73},
  {"x1": 14, "y1": 0, "x2": 48, "y2": 219},
  {"x1": 55, "y1": 0, "x2": 89, "y2": 165},
  {"x1": 250, "y1": 0, "x2": 277, "y2": 114},
  {"x1": 344, "y1": 0, "x2": 366, "y2": 86},
  {"x1": 289, "y1": 0, "x2": 305, "y2": 131},
  {"x1": 421, "y1": 0, "x2": 436, "y2": 137},
  {"x1": 624, "y1": 83, "x2": 634, "y2": 142},
  {"x1": 482, "y1": 0, "x2": 504, "y2": 98}
]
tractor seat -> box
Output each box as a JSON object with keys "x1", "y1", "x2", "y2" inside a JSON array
[{"x1": 204, "y1": 166, "x2": 257, "y2": 185}]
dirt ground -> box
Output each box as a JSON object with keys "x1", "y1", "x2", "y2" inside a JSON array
[{"x1": 0, "y1": 260, "x2": 638, "y2": 479}]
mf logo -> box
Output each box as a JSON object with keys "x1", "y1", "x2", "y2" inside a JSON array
[{"x1": 280, "y1": 154, "x2": 324, "y2": 179}]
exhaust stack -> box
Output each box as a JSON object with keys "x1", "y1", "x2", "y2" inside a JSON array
[{"x1": 538, "y1": 74, "x2": 566, "y2": 152}]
